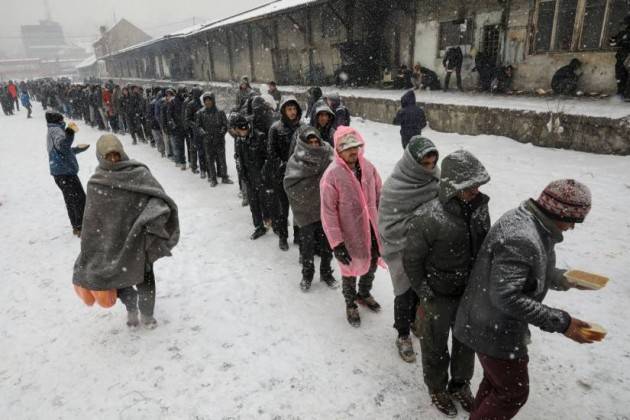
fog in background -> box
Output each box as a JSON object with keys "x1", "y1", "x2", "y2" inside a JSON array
[{"x1": 1, "y1": 0, "x2": 270, "y2": 57}]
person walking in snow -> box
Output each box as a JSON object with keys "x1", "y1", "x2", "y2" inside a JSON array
[
  {"x1": 267, "y1": 96, "x2": 306, "y2": 251},
  {"x1": 454, "y1": 179, "x2": 596, "y2": 420},
  {"x1": 195, "y1": 92, "x2": 232, "y2": 187},
  {"x1": 377, "y1": 137, "x2": 440, "y2": 363},
  {"x1": 73, "y1": 134, "x2": 179, "y2": 329},
  {"x1": 321, "y1": 126, "x2": 384, "y2": 327},
  {"x1": 403, "y1": 150, "x2": 491, "y2": 417},
  {"x1": 284, "y1": 127, "x2": 338, "y2": 292},
  {"x1": 20, "y1": 88, "x2": 32, "y2": 118},
  {"x1": 393, "y1": 90, "x2": 427, "y2": 149},
  {"x1": 184, "y1": 87, "x2": 205, "y2": 177},
  {"x1": 46, "y1": 111, "x2": 88, "y2": 237}
]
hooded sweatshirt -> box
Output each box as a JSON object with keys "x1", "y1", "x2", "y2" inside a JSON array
[
  {"x1": 73, "y1": 135, "x2": 179, "y2": 290},
  {"x1": 403, "y1": 150, "x2": 491, "y2": 297},
  {"x1": 320, "y1": 126, "x2": 385, "y2": 277},
  {"x1": 393, "y1": 90, "x2": 427, "y2": 145}
]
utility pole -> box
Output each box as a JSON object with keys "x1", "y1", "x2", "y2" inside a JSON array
[{"x1": 43, "y1": 0, "x2": 51, "y2": 21}]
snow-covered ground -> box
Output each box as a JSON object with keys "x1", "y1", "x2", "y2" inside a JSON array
[{"x1": 1, "y1": 106, "x2": 629, "y2": 420}]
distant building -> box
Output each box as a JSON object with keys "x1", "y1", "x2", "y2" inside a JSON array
[
  {"x1": 93, "y1": 19, "x2": 151, "y2": 59},
  {"x1": 21, "y1": 19, "x2": 86, "y2": 60}
]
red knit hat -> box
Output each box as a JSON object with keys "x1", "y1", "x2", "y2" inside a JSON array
[{"x1": 536, "y1": 179, "x2": 591, "y2": 223}]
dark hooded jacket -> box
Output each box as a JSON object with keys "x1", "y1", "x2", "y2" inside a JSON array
[
  {"x1": 267, "y1": 97, "x2": 304, "y2": 183},
  {"x1": 283, "y1": 127, "x2": 333, "y2": 227},
  {"x1": 235, "y1": 120, "x2": 267, "y2": 189},
  {"x1": 46, "y1": 112, "x2": 86, "y2": 176},
  {"x1": 306, "y1": 86, "x2": 323, "y2": 121},
  {"x1": 165, "y1": 88, "x2": 186, "y2": 135},
  {"x1": 403, "y1": 150, "x2": 491, "y2": 297},
  {"x1": 454, "y1": 199, "x2": 572, "y2": 360},
  {"x1": 184, "y1": 87, "x2": 203, "y2": 132},
  {"x1": 195, "y1": 92, "x2": 228, "y2": 145},
  {"x1": 309, "y1": 103, "x2": 336, "y2": 147},
  {"x1": 326, "y1": 93, "x2": 351, "y2": 128},
  {"x1": 551, "y1": 59, "x2": 582, "y2": 94},
  {"x1": 251, "y1": 95, "x2": 276, "y2": 139},
  {"x1": 443, "y1": 46, "x2": 463, "y2": 70},
  {"x1": 393, "y1": 90, "x2": 427, "y2": 147}
]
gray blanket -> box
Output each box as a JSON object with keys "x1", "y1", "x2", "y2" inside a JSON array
[
  {"x1": 73, "y1": 159, "x2": 179, "y2": 290},
  {"x1": 378, "y1": 147, "x2": 440, "y2": 256},
  {"x1": 283, "y1": 138, "x2": 333, "y2": 227}
]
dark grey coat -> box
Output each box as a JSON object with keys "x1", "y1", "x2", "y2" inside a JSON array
[
  {"x1": 454, "y1": 200, "x2": 572, "y2": 360},
  {"x1": 403, "y1": 150, "x2": 491, "y2": 298}
]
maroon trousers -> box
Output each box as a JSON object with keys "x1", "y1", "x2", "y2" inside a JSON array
[{"x1": 470, "y1": 353, "x2": 529, "y2": 420}]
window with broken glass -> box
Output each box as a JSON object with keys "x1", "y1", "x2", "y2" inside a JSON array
[{"x1": 533, "y1": 0, "x2": 630, "y2": 52}]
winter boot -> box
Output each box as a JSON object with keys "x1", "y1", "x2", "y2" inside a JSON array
[
  {"x1": 396, "y1": 335, "x2": 416, "y2": 363},
  {"x1": 191, "y1": 167, "x2": 199, "y2": 174},
  {"x1": 180, "y1": 164, "x2": 187, "y2": 171},
  {"x1": 250, "y1": 226, "x2": 267, "y2": 240},
  {"x1": 209, "y1": 179, "x2": 218, "y2": 188},
  {"x1": 300, "y1": 274, "x2": 313, "y2": 292},
  {"x1": 141, "y1": 314, "x2": 158, "y2": 329},
  {"x1": 346, "y1": 305, "x2": 361, "y2": 328},
  {"x1": 356, "y1": 294, "x2": 381, "y2": 312},
  {"x1": 320, "y1": 272, "x2": 339, "y2": 289},
  {"x1": 449, "y1": 384, "x2": 474, "y2": 413},
  {"x1": 126, "y1": 311, "x2": 140, "y2": 327},
  {"x1": 430, "y1": 392, "x2": 457, "y2": 418},
  {"x1": 279, "y1": 237, "x2": 289, "y2": 251},
  {"x1": 221, "y1": 177, "x2": 234, "y2": 184},
  {"x1": 200, "y1": 171, "x2": 207, "y2": 179},
  {"x1": 72, "y1": 227, "x2": 81, "y2": 238}
]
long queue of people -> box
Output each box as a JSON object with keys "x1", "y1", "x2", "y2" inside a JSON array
[{"x1": 36, "y1": 76, "x2": 602, "y2": 419}]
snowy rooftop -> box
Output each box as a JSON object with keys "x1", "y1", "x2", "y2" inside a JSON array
[
  {"x1": 75, "y1": 55, "x2": 97, "y2": 69},
  {"x1": 109, "y1": 0, "x2": 320, "y2": 57}
]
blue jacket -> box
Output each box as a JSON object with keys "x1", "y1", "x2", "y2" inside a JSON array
[
  {"x1": 20, "y1": 91, "x2": 31, "y2": 108},
  {"x1": 393, "y1": 90, "x2": 427, "y2": 142},
  {"x1": 47, "y1": 123, "x2": 85, "y2": 176}
]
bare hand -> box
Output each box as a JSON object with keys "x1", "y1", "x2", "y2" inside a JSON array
[{"x1": 564, "y1": 317, "x2": 595, "y2": 344}]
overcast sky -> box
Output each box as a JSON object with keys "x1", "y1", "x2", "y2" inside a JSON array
[{"x1": 2, "y1": 0, "x2": 270, "y2": 56}]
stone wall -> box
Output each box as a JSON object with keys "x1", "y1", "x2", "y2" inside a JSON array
[{"x1": 114, "y1": 77, "x2": 630, "y2": 155}]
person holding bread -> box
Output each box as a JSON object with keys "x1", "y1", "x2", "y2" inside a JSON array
[
  {"x1": 46, "y1": 111, "x2": 88, "y2": 237},
  {"x1": 454, "y1": 179, "x2": 598, "y2": 420}
]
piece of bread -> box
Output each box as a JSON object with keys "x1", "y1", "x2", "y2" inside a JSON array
[
  {"x1": 581, "y1": 322, "x2": 607, "y2": 341},
  {"x1": 564, "y1": 270, "x2": 609, "y2": 290}
]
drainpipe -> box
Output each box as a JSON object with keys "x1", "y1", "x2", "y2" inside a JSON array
[{"x1": 502, "y1": 0, "x2": 512, "y2": 64}]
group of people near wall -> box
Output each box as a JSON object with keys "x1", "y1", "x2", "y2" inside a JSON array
[
  {"x1": 34, "y1": 76, "x2": 602, "y2": 419},
  {"x1": 391, "y1": 15, "x2": 630, "y2": 100}
]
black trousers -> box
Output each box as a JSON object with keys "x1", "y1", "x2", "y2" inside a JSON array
[
  {"x1": 615, "y1": 59, "x2": 628, "y2": 95},
  {"x1": 246, "y1": 180, "x2": 266, "y2": 228},
  {"x1": 203, "y1": 138, "x2": 228, "y2": 181},
  {"x1": 300, "y1": 221, "x2": 333, "y2": 278},
  {"x1": 341, "y1": 237, "x2": 379, "y2": 307},
  {"x1": 272, "y1": 182, "x2": 290, "y2": 239},
  {"x1": 393, "y1": 287, "x2": 420, "y2": 337},
  {"x1": 53, "y1": 175, "x2": 86, "y2": 230},
  {"x1": 444, "y1": 67, "x2": 462, "y2": 90},
  {"x1": 118, "y1": 265, "x2": 156, "y2": 316}
]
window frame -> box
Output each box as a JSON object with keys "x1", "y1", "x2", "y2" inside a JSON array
[{"x1": 531, "y1": 0, "x2": 625, "y2": 53}]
